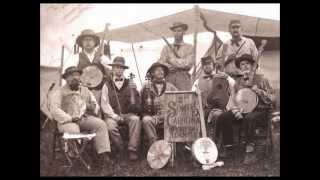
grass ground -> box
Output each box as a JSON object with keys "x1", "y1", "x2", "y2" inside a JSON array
[{"x1": 40, "y1": 120, "x2": 280, "y2": 177}]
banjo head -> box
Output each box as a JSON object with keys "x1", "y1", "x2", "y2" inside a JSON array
[
  {"x1": 192, "y1": 137, "x2": 218, "y2": 165},
  {"x1": 147, "y1": 140, "x2": 172, "y2": 169},
  {"x1": 61, "y1": 93, "x2": 86, "y2": 119},
  {"x1": 235, "y1": 88, "x2": 258, "y2": 113},
  {"x1": 80, "y1": 65, "x2": 104, "y2": 88}
]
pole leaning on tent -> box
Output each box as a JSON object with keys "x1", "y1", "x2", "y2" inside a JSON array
[
  {"x1": 192, "y1": 5, "x2": 200, "y2": 84},
  {"x1": 60, "y1": 45, "x2": 64, "y2": 86}
]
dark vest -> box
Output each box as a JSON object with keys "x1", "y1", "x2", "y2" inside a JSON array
[{"x1": 105, "y1": 78, "x2": 141, "y2": 115}]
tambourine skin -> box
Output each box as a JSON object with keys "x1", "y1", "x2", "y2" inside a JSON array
[
  {"x1": 80, "y1": 65, "x2": 104, "y2": 89},
  {"x1": 192, "y1": 137, "x2": 218, "y2": 165},
  {"x1": 147, "y1": 140, "x2": 172, "y2": 169},
  {"x1": 235, "y1": 88, "x2": 258, "y2": 113},
  {"x1": 61, "y1": 93, "x2": 86, "y2": 119}
]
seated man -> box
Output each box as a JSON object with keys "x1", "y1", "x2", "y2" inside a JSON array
[
  {"x1": 141, "y1": 62, "x2": 178, "y2": 148},
  {"x1": 214, "y1": 54, "x2": 274, "y2": 163},
  {"x1": 50, "y1": 66, "x2": 112, "y2": 176},
  {"x1": 100, "y1": 57, "x2": 142, "y2": 161}
]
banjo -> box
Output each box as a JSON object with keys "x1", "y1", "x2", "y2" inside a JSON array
[
  {"x1": 80, "y1": 24, "x2": 110, "y2": 89},
  {"x1": 61, "y1": 92, "x2": 87, "y2": 119},
  {"x1": 192, "y1": 85, "x2": 219, "y2": 166},
  {"x1": 234, "y1": 39, "x2": 268, "y2": 114}
]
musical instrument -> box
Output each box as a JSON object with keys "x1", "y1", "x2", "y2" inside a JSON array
[
  {"x1": 234, "y1": 40, "x2": 268, "y2": 113},
  {"x1": 80, "y1": 24, "x2": 110, "y2": 89},
  {"x1": 142, "y1": 73, "x2": 155, "y2": 115},
  {"x1": 80, "y1": 65, "x2": 104, "y2": 88},
  {"x1": 206, "y1": 73, "x2": 230, "y2": 110},
  {"x1": 192, "y1": 85, "x2": 218, "y2": 165},
  {"x1": 61, "y1": 92, "x2": 86, "y2": 119},
  {"x1": 234, "y1": 88, "x2": 258, "y2": 113},
  {"x1": 128, "y1": 73, "x2": 137, "y2": 106},
  {"x1": 147, "y1": 140, "x2": 172, "y2": 169}
]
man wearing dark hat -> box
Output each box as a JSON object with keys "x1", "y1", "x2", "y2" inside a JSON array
[
  {"x1": 191, "y1": 56, "x2": 236, "y2": 124},
  {"x1": 141, "y1": 62, "x2": 178, "y2": 149},
  {"x1": 66, "y1": 29, "x2": 111, "y2": 109},
  {"x1": 158, "y1": 22, "x2": 194, "y2": 91},
  {"x1": 49, "y1": 66, "x2": 113, "y2": 175},
  {"x1": 100, "y1": 56, "x2": 142, "y2": 161},
  {"x1": 216, "y1": 20, "x2": 258, "y2": 78},
  {"x1": 213, "y1": 54, "x2": 274, "y2": 163}
]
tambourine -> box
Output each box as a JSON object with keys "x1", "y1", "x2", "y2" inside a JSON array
[
  {"x1": 192, "y1": 137, "x2": 218, "y2": 165},
  {"x1": 235, "y1": 88, "x2": 258, "y2": 113},
  {"x1": 61, "y1": 93, "x2": 86, "y2": 119},
  {"x1": 147, "y1": 140, "x2": 172, "y2": 169},
  {"x1": 80, "y1": 65, "x2": 104, "y2": 89}
]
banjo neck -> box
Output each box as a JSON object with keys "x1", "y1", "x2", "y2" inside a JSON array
[{"x1": 196, "y1": 85, "x2": 207, "y2": 137}]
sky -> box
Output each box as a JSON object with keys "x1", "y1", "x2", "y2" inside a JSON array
[{"x1": 40, "y1": 3, "x2": 280, "y2": 89}]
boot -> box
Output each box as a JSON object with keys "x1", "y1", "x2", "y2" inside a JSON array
[
  {"x1": 128, "y1": 150, "x2": 139, "y2": 161},
  {"x1": 99, "y1": 152, "x2": 114, "y2": 176}
]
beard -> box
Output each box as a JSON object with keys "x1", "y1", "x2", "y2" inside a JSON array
[{"x1": 69, "y1": 79, "x2": 81, "y2": 91}]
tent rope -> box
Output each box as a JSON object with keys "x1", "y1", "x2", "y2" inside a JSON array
[{"x1": 131, "y1": 43, "x2": 143, "y2": 87}]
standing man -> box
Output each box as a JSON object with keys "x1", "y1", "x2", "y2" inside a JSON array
[
  {"x1": 214, "y1": 54, "x2": 274, "y2": 163},
  {"x1": 100, "y1": 57, "x2": 142, "y2": 161},
  {"x1": 50, "y1": 66, "x2": 112, "y2": 175},
  {"x1": 216, "y1": 20, "x2": 258, "y2": 78},
  {"x1": 66, "y1": 29, "x2": 111, "y2": 110},
  {"x1": 158, "y1": 22, "x2": 195, "y2": 90},
  {"x1": 141, "y1": 62, "x2": 178, "y2": 148}
]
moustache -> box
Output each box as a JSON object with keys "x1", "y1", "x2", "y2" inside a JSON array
[{"x1": 70, "y1": 79, "x2": 81, "y2": 91}]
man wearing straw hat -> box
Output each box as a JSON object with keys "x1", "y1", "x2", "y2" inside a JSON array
[
  {"x1": 158, "y1": 22, "x2": 195, "y2": 91},
  {"x1": 67, "y1": 29, "x2": 111, "y2": 111}
]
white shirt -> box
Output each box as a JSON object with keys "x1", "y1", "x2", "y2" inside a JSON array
[
  {"x1": 63, "y1": 50, "x2": 111, "y2": 73},
  {"x1": 113, "y1": 76, "x2": 125, "y2": 90}
]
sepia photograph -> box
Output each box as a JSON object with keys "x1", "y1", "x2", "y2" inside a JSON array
[{"x1": 40, "y1": 3, "x2": 280, "y2": 176}]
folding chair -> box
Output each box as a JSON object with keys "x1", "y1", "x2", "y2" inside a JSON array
[{"x1": 50, "y1": 121, "x2": 95, "y2": 175}]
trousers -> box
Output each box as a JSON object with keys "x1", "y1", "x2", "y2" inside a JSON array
[
  {"x1": 105, "y1": 113, "x2": 141, "y2": 152},
  {"x1": 58, "y1": 115, "x2": 111, "y2": 154}
]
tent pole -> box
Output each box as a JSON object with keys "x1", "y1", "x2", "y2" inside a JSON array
[
  {"x1": 192, "y1": 5, "x2": 200, "y2": 84},
  {"x1": 131, "y1": 43, "x2": 143, "y2": 87},
  {"x1": 59, "y1": 45, "x2": 64, "y2": 86}
]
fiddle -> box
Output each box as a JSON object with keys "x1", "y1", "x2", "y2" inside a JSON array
[
  {"x1": 129, "y1": 73, "x2": 137, "y2": 106},
  {"x1": 143, "y1": 73, "x2": 155, "y2": 115}
]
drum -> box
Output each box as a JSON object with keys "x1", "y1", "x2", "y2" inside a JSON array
[
  {"x1": 61, "y1": 93, "x2": 86, "y2": 119},
  {"x1": 80, "y1": 65, "x2": 104, "y2": 89},
  {"x1": 235, "y1": 88, "x2": 258, "y2": 113},
  {"x1": 192, "y1": 137, "x2": 218, "y2": 165},
  {"x1": 147, "y1": 140, "x2": 172, "y2": 169}
]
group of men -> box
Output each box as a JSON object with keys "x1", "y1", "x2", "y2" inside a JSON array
[{"x1": 49, "y1": 19, "x2": 275, "y2": 175}]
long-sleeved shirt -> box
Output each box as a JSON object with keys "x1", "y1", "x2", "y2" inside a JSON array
[
  {"x1": 216, "y1": 36, "x2": 258, "y2": 75},
  {"x1": 101, "y1": 78, "x2": 141, "y2": 118},
  {"x1": 192, "y1": 71, "x2": 236, "y2": 111},
  {"x1": 49, "y1": 85, "x2": 99, "y2": 124},
  {"x1": 234, "y1": 74, "x2": 274, "y2": 109},
  {"x1": 158, "y1": 42, "x2": 194, "y2": 72},
  {"x1": 140, "y1": 81, "x2": 178, "y2": 117}
]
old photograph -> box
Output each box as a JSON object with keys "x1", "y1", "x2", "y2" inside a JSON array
[{"x1": 40, "y1": 3, "x2": 280, "y2": 176}]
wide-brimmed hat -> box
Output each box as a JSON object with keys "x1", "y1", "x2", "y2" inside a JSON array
[
  {"x1": 62, "y1": 66, "x2": 83, "y2": 79},
  {"x1": 76, "y1": 29, "x2": 100, "y2": 48},
  {"x1": 169, "y1": 22, "x2": 188, "y2": 32},
  {"x1": 108, "y1": 56, "x2": 129, "y2": 69},
  {"x1": 235, "y1": 54, "x2": 255, "y2": 69},
  {"x1": 147, "y1": 62, "x2": 169, "y2": 78}
]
